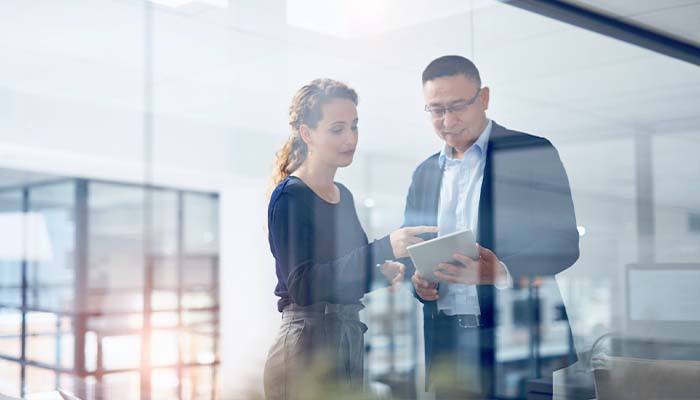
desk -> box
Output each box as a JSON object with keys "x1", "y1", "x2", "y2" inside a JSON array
[{"x1": 526, "y1": 371, "x2": 596, "y2": 400}]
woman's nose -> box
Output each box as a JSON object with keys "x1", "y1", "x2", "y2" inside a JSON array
[{"x1": 346, "y1": 129, "x2": 358, "y2": 143}]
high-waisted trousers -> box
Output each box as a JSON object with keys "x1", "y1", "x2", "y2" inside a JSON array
[{"x1": 264, "y1": 302, "x2": 367, "y2": 400}]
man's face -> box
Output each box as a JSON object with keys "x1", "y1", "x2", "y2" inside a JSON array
[{"x1": 422, "y1": 74, "x2": 490, "y2": 153}]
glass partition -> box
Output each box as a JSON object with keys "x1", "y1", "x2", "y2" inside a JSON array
[{"x1": 0, "y1": 178, "x2": 219, "y2": 399}]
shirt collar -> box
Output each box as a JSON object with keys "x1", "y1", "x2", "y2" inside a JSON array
[{"x1": 439, "y1": 119, "x2": 492, "y2": 168}]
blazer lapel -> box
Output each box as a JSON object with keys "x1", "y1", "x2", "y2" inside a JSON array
[
  {"x1": 478, "y1": 122, "x2": 506, "y2": 248},
  {"x1": 424, "y1": 155, "x2": 443, "y2": 227},
  {"x1": 476, "y1": 122, "x2": 508, "y2": 330}
]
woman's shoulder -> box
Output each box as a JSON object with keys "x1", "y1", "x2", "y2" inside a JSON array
[{"x1": 269, "y1": 177, "x2": 312, "y2": 210}]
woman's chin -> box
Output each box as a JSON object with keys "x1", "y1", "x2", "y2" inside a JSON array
[{"x1": 336, "y1": 156, "x2": 354, "y2": 168}]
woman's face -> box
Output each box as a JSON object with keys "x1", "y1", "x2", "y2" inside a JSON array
[{"x1": 302, "y1": 98, "x2": 359, "y2": 169}]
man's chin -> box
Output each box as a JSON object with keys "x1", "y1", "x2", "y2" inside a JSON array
[{"x1": 444, "y1": 136, "x2": 465, "y2": 148}]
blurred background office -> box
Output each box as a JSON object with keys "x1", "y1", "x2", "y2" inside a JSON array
[{"x1": 0, "y1": 0, "x2": 699, "y2": 399}]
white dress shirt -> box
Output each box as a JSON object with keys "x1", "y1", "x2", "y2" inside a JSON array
[{"x1": 436, "y1": 119, "x2": 512, "y2": 316}]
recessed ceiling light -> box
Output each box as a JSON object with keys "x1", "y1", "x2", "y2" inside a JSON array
[{"x1": 287, "y1": 0, "x2": 493, "y2": 39}]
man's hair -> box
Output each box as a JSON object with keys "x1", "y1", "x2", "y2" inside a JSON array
[{"x1": 422, "y1": 55, "x2": 481, "y2": 86}]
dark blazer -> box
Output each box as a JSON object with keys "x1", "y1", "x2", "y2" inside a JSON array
[{"x1": 401, "y1": 121, "x2": 580, "y2": 387}]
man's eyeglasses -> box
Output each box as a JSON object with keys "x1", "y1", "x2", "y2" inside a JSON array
[{"x1": 424, "y1": 88, "x2": 481, "y2": 119}]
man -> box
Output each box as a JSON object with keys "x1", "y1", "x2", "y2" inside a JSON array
[{"x1": 403, "y1": 55, "x2": 579, "y2": 398}]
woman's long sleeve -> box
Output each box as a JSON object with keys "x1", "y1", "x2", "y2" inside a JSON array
[{"x1": 270, "y1": 193, "x2": 394, "y2": 306}]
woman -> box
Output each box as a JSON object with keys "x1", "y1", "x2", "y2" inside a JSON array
[{"x1": 264, "y1": 78, "x2": 436, "y2": 399}]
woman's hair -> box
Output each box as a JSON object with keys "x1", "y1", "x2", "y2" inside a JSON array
[{"x1": 267, "y1": 78, "x2": 358, "y2": 197}]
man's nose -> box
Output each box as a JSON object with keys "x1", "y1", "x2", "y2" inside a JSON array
[{"x1": 442, "y1": 111, "x2": 459, "y2": 129}]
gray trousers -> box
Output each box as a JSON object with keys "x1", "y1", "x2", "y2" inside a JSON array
[{"x1": 264, "y1": 302, "x2": 368, "y2": 400}]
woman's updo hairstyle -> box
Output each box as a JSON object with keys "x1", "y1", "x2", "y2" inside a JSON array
[{"x1": 268, "y1": 78, "x2": 358, "y2": 195}]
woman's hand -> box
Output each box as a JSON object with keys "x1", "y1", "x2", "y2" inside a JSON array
[
  {"x1": 389, "y1": 226, "x2": 439, "y2": 258},
  {"x1": 379, "y1": 261, "x2": 406, "y2": 292},
  {"x1": 412, "y1": 272, "x2": 438, "y2": 300}
]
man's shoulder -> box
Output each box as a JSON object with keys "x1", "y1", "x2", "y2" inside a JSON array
[
  {"x1": 491, "y1": 122, "x2": 554, "y2": 150},
  {"x1": 414, "y1": 152, "x2": 441, "y2": 174},
  {"x1": 491, "y1": 123, "x2": 567, "y2": 177}
]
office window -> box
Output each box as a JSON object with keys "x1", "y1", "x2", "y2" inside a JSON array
[{"x1": 0, "y1": 177, "x2": 219, "y2": 399}]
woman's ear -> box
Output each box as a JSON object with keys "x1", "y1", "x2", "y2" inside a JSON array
[{"x1": 299, "y1": 124, "x2": 313, "y2": 145}]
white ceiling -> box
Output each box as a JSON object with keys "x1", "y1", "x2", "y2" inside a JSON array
[
  {"x1": 2, "y1": 0, "x2": 697, "y2": 144},
  {"x1": 286, "y1": 0, "x2": 492, "y2": 39},
  {"x1": 0, "y1": 0, "x2": 698, "y2": 210},
  {"x1": 565, "y1": 0, "x2": 700, "y2": 46}
]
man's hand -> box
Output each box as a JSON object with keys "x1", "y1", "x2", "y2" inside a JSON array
[
  {"x1": 389, "y1": 226, "x2": 439, "y2": 258},
  {"x1": 412, "y1": 272, "x2": 439, "y2": 301},
  {"x1": 379, "y1": 261, "x2": 406, "y2": 292},
  {"x1": 434, "y1": 244, "x2": 507, "y2": 285}
]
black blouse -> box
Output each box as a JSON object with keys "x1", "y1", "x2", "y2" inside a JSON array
[{"x1": 268, "y1": 176, "x2": 394, "y2": 312}]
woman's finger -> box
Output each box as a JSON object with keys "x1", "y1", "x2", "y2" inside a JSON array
[{"x1": 404, "y1": 225, "x2": 439, "y2": 235}]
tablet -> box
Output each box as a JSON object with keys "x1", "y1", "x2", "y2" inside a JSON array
[{"x1": 406, "y1": 229, "x2": 478, "y2": 282}]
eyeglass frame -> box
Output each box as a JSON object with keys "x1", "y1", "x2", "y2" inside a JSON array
[{"x1": 424, "y1": 87, "x2": 481, "y2": 119}]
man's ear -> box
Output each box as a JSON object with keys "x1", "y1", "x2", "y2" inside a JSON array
[
  {"x1": 299, "y1": 124, "x2": 312, "y2": 145},
  {"x1": 480, "y1": 87, "x2": 490, "y2": 111}
]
